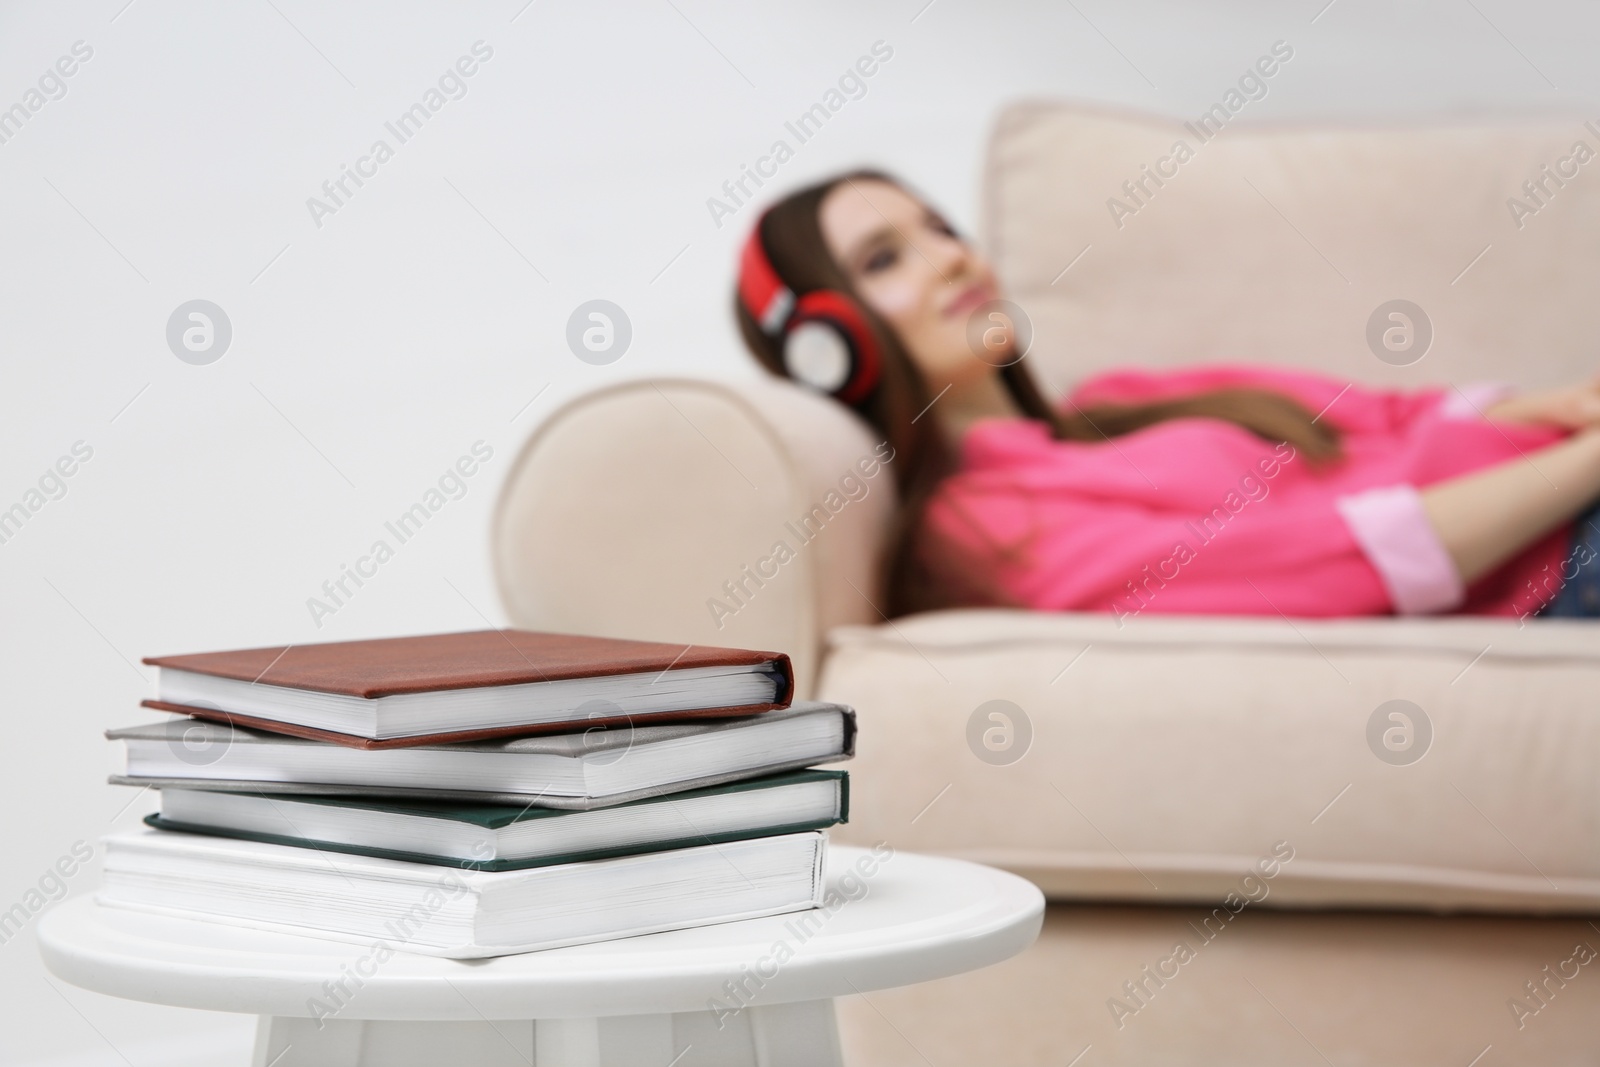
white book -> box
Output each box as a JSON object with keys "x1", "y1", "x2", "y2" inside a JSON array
[
  {"x1": 108, "y1": 702, "x2": 855, "y2": 810},
  {"x1": 149, "y1": 770, "x2": 847, "y2": 869},
  {"x1": 99, "y1": 828, "x2": 826, "y2": 959}
]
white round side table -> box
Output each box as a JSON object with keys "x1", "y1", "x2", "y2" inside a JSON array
[{"x1": 39, "y1": 845, "x2": 1043, "y2": 1067}]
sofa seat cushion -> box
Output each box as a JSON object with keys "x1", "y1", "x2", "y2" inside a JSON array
[{"x1": 819, "y1": 609, "x2": 1600, "y2": 912}]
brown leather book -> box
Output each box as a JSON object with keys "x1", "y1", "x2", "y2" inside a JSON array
[{"x1": 141, "y1": 629, "x2": 794, "y2": 749}]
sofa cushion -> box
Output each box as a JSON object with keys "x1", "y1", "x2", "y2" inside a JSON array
[
  {"x1": 983, "y1": 101, "x2": 1600, "y2": 393},
  {"x1": 820, "y1": 609, "x2": 1600, "y2": 912}
]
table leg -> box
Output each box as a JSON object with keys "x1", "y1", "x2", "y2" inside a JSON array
[
  {"x1": 536, "y1": 1017, "x2": 600, "y2": 1066},
  {"x1": 252, "y1": 1017, "x2": 535, "y2": 1066},
  {"x1": 250, "y1": 999, "x2": 842, "y2": 1067},
  {"x1": 653, "y1": 999, "x2": 844, "y2": 1067},
  {"x1": 252, "y1": 1017, "x2": 364, "y2": 1067},
  {"x1": 749, "y1": 1000, "x2": 845, "y2": 1067}
]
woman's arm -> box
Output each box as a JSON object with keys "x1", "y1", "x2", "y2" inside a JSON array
[
  {"x1": 1422, "y1": 427, "x2": 1600, "y2": 584},
  {"x1": 1483, "y1": 377, "x2": 1600, "y2": 430}
]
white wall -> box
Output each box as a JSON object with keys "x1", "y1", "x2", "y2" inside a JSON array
[{"x1": 0, "y1": 1, "x2": 1592, "y2": 1062}]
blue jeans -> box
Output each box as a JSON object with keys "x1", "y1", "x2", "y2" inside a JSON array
[{"x1": 1538, "y1": 499, "x2": 1600, "y2": 618}]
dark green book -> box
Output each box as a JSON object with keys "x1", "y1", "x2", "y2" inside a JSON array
[{"x1": 145, "y1": 769, "x2": 847, "y2": 871}]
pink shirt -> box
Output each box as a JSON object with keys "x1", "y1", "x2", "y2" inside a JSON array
[{"x1": 922, "y1": 364, "x2": 1572, "y2": 620}]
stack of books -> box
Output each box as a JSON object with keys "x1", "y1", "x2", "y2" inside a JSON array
[{"x1": 100, "y1": 629, "x2": 855, "y2": 958}]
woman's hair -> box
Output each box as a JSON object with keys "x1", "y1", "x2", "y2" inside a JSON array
[{"x1": 735, "y1": 169, "x2": 1342, "y2": 617}]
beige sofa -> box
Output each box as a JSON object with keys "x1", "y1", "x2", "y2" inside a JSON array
[{"x1": 494, "y1": 102, "x2": 1600, "y2": 1063}]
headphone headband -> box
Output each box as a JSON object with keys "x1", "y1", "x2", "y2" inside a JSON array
[{"x1": 738, "y1": 223, "x2": 794, "y2": 334}]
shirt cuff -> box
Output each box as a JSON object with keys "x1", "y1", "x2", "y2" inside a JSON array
[
  {"x1": 1335, "y1": 485, "x2": 1464, "y2": 615},
  {"x1": 1437, "y1": 382, "x2": 1516, "y2": 420}
]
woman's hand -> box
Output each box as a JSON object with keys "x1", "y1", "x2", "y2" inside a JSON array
[{"x1": 1485, "y1": 376, "x2": 1600, "y2": 429}]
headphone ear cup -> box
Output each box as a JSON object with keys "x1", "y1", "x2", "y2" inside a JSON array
[
  {"x1": 786, "y1": 290, "x2": 882, "y2": 404},
  {"x1": 783, "y1": 321, "x2": 854, "y2": 394}
]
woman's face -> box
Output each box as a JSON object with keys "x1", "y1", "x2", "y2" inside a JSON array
[{"x1": 818, "y1": 178, "x2": 1004, "y2": 391}]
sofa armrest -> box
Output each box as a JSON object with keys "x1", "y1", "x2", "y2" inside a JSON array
[{"x1": 492, "y1": 376, "x2": 897, "y2": 698}]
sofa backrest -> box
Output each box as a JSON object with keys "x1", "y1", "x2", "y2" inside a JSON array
[
  {"x1": 492, "y1": 105, "x2": 1600, "y2": 687},
  {"x1": 983, "y1": 101, "x2": 1600, "y2": 394}
]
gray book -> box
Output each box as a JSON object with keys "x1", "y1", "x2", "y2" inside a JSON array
[{"x1": 109, "y1": 702, "x2": 855, "y2": 810}]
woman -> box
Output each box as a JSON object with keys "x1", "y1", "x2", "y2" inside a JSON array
[{"x1": 735, "y1": 170, "x2": 1600, "y2": 621}]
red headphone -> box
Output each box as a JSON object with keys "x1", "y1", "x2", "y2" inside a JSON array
[{"x1": 738, "y1": 214, "x2": 882, "y2": 405}]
